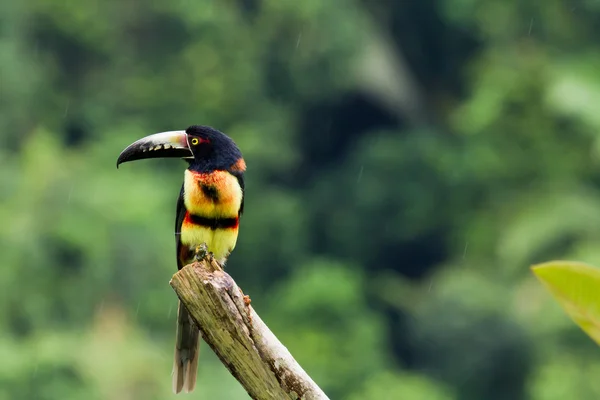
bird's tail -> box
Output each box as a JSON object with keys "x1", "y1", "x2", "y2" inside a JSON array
[{"x1": 173, "y1": 301, "x2": 200, "y2": 394}]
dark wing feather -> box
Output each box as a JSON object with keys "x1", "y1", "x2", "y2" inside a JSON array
[{"x1": 175, "y1": 183, "x2": 187, "y2": 270}]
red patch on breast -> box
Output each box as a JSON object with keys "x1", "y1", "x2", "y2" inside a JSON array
[
  {"x1": 182, "y1": 211, "x2": 194, "y2": 226},
  {"x1": 230, "y1": 158, "x2": 246, "y2": 173}
]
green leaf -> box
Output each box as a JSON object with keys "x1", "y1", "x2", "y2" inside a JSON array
[{"x1": 532, "y1": 261, "x2": 600, "y2": 346}]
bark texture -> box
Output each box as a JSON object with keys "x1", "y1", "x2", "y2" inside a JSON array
[{"x1": 169, "y1": 258, "x2": 329, "y2": 400}]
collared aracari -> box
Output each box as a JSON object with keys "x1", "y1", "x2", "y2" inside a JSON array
[{"x1": 116, "y1": 125, "x2": 246, "y2": 394}]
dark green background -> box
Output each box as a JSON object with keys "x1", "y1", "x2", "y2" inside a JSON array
[{"x1": 1, "y1": 1, "x2": 599, "y2": 399}]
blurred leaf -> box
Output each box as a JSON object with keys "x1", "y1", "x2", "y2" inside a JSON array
[{"x1": 532, "y1": 261, "x2": 600, "y2": 346}]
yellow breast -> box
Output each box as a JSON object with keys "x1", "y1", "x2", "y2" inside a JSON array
[
  {"x1": 180, "y1": 169, "x2": 243, "y2": 263},
  {"x1": 183, "y1": 170, "x2": 243, "y2": 218},
  {"x1": 180, "y1": 222, "x2": 239, "y2": 263}
]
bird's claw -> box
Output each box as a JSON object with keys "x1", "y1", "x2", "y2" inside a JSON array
[{"x1": 194, "y1": 243, "x2": 210, "y2": 261}]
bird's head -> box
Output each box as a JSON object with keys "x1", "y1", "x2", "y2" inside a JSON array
[{"x1": 117, "y1": 125, "x2": 243, "y2": 170}]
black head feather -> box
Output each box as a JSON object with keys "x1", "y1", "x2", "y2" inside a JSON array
[{"x1": 185, "y1": 125, "x2": 243, "y2": 172}]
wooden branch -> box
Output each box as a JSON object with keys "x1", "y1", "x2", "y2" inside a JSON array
[{"x1": 169, "y1": 257, "x2": 329, "y2": 400}]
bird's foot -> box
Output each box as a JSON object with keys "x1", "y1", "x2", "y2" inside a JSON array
[{"x1": 193, "y1": 243, "x2": 209, "y2": 261}]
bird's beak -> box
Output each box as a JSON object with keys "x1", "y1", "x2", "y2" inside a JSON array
[{"x1": 116, "y1": 131, "x2": 193, "y2": 168}]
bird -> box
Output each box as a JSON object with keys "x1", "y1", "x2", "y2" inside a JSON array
[{"x1": 116, "y1": 125, "x2": 246, "y2": 394}]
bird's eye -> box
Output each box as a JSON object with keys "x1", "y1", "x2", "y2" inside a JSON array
[{"x1": 191, "y1": 138, "x2": 199, "y2": 145}]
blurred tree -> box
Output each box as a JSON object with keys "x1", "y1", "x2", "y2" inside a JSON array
[{"x1": 2, "y1": 0, "x2": 600, "y2": 398}]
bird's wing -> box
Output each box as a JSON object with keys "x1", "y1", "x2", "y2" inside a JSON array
[{"x1": 175, "y1": 183, "x2": 187, "y2": 270}]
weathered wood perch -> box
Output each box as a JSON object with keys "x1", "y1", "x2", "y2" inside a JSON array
[{"x1": 169, "y1": 257, "x2": 329, "y2": 400}]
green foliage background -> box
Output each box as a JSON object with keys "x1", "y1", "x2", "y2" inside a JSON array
[{"x1": 1, "y1": 1, "x2": 600, "y2": 399}]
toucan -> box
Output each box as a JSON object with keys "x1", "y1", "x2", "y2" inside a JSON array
[{"x1": 117, "y1": 125, "x2": 246, "y2": 394}]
